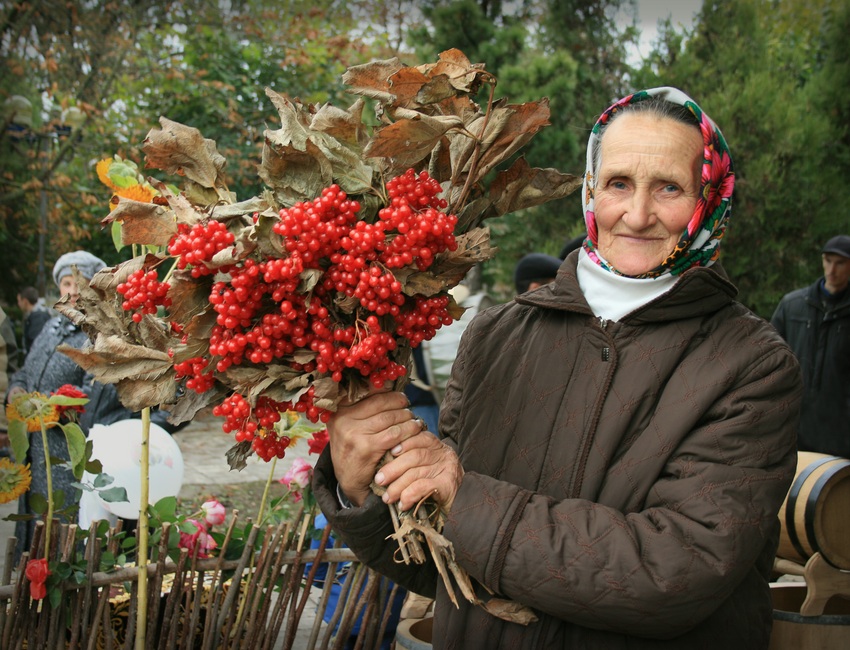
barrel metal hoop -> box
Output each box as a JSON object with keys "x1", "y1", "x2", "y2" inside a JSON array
[
  {"x1": 804, "y1": 458, "x2": 850, "y2": 568},
  {"x1": 785, "y1": 455, "x2": 839, "y2": 560}
]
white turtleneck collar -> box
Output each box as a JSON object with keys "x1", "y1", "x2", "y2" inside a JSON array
[{"x1": 576, "y1": 248, "x2": 679, "y2": 321}]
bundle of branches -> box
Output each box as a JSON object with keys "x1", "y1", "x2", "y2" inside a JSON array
[{"x1": 58, "y1": 49, "x2": 579, "y2": 622}]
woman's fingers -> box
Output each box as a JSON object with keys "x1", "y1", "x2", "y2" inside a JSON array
[
  {"x1": 374, "y1": 434, "x2": 464, "y2": 511},
  {"x1": 328, "y1": 391, "x2": 425, "y2": 506}
]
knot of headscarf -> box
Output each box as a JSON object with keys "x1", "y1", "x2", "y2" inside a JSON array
[{"x1": 581, "y1": 87, "x2": 735, "y2": 278}]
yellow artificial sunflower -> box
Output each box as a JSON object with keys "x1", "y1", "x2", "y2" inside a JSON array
[
  {"x1": 6, "y1": 392, "x2": 59, "y2": 432},
  {"x1": 0, "y1": 458, "x2": 32, "y2": 504},
  {"x1": 114, "y1": 182, "x2": 156, "y2": 203},
  {"x1": 96, "y1": 157, "x2": 120, "y2": 191}
]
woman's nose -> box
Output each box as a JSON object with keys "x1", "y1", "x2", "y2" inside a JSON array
[{"x1": 623, "y1": 189, "x2": 656, "y2": 229}]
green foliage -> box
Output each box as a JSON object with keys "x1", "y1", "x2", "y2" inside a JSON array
[
  {"x1": 0, "y1": 0, "x2": 388, "y2": 303},
  {"x1": 635, "y1": 0, "x2": 848, "y2": 317}
]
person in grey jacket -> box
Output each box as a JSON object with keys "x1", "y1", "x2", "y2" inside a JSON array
[
  {"x1": 313, "y1": 88, "x2": 802, "y2": 649},
  {"x1": 5, "y1": 251, "x2": 130, "y2": 556},
  {"x1": 771, "y1": 235, "x2": 850, "y2": 458}
]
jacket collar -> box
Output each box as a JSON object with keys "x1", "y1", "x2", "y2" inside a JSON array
[{"x1": 516, "y1": 253, "x2": 738, "y2": 324}]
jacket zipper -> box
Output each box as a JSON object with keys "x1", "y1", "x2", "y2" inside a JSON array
[
  {"x1": 599, "y1": 317, "x2": 610, "y2": 361},
  {"x1": 570, "y1": 318, "x2": 615, "y2": 495}
]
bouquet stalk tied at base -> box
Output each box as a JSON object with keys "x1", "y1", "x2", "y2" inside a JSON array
[{"x1": 59, "y1": 48, "x2": 579, "y2": 623}]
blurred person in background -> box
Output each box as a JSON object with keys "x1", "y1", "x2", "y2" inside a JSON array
[
  {"x1": 17, "y1": 285, "x2": 52, "y2": 363},
  {"x1": 771, "y1": 234, "x2": 850, "y2": 458}
]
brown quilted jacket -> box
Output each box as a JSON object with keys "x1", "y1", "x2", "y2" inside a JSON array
[{"x1": 313, "y1": 258, "x2": 802, "y2": 649}]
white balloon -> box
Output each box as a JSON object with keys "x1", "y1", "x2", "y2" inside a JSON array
[{"x1": 81, "y1": 419, "x2": 184, "y2": 521}]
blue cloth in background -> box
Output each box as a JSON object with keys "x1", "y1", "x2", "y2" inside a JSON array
[{"x1": 307, "y1": 514, "x2": 406, "y2": 649}]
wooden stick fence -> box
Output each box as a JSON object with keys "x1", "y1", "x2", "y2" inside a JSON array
[{"x1": 0, "y1": 509, "x2": 402, "y2": 649}]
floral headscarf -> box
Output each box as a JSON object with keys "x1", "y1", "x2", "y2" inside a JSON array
[{"x1": 581, "y1": 87, "x2": 735, "y2": 278}]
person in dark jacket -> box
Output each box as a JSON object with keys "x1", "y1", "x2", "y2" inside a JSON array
[
  {"x1": 16, "y1": 285, "x2": 52, "y2": 362},
  {"x1": 313, "y1": 88, "x2": 802, "y2": 649},
  {"x1": 771, "y1": 234, "x2": 850, "y2": 458}
]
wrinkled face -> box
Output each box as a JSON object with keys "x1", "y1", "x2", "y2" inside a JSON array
[
  {"x1": 594, "y1": 113, "x2": 703, "y2": 276},
  {"x1": 822, "y1": 253, "x2": 850, "y2": 294},
  {"x1": 58, "y1": 275, "x2": 79, "y2": 305}
]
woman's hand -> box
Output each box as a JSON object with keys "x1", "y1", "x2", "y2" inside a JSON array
[
  {"x1": 328, "y1": 391, "x2": 424, "y2": 507},
  {"x1": 373, "y1": 431, "x2": 464, "y2": 512},
  {"x1": 5, "y1": 386, "x2": 25, "y2": 404}
]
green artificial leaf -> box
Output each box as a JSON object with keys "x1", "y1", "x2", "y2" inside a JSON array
[
  {"x1": 49, "y1": 587, "x2": 61, "y2": 609},
  {"x1": 30, "y1": 493, "x2": 48, "y2": 515},
  {"x1": 178, "y1": 520, "x2": 198, "y2": 534},
  {"x1": 54, "y1": 562, "x2": 73, "y2": 580},
  {"x1": 69, "y1": 481, "x2": 93, "y2": 493},
  {"x1": 47, "y1": 394, "x2": 88, "y2": 408},
  {"x1": 52, "y1": 489, "x2": 65, "y2": 509},
  {"x1": 61, "y1": 422, "x2": 87, "y2": 479},
  {"x1": 93, "y1": 473, "x2": 114, "y2": 488},
  {"x1": 98, "y1": 486, "x2": 129, "y2": 503},
  {"x1": 153, "y1": 495, "x2": 178, "y2": 520},
  {"x1": 8, "y1": 419, "x2": 28, "y2": 463},
  {"x1": 85, "y1": 458, "x2": 104, "y2": 475}
]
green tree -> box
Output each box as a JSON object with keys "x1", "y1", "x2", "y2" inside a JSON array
[
  {"x1": 634, "y1": 0, "x2": 847, "y2": 317},
  {"x1": 0, "y1": 0, "x2": 386, "y2": 305}
]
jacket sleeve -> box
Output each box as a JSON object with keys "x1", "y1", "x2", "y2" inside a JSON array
[
  {"x1": 440, "y1": 324, "x2": 802, "y2": 639},
  {"x1": 312, "y1": 446, "x2": 441, "y2": 598}
]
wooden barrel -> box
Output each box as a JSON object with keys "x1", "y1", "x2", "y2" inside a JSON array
[
  {"x1": 777, "y1": 452, "x2": 850, "y2": 569},
  {"x1": 769, "y1": 583, "x2": 850, "y2": 649}
]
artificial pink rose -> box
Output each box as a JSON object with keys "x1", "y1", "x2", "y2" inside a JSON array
[
  {"x1": 25, "y1": 558, "x2": 51, "y2": 600},
  {"x1": 178, "y1": 519, "x2": 218, "y2": 559},
  {"x1": 281, "y1": 458, "x2": 313, "y2": 491},
  {"x1": 201, "y1": 499, "x2": 226, "y2": 527}
]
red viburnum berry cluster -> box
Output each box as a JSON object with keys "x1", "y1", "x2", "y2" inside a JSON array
[
  {"x1": 168, "y1": 220, "x2": 235, "y2": 277},
  {"x1": 167, "y1": 169, "x2": 458, "y2": 458},
  {"x1": 117, "y1": 269, "x2": 172, "y2": 323}
]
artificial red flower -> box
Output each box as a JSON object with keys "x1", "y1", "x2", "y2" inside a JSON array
[
  {"x1": 308, "y1": 429, "x2": 329, "y2": 456},
  {"x1": 52, "y1": 384, "x2": 87, "y2": 419},
  {"x1": 25, "y1": 558, "x2": 51, "y2": 600},
  {"x1": 178, "y1": 520, "x2": 217, "y2": 558}
]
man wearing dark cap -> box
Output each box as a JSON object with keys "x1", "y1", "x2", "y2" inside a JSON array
[
  {"x1": 514, "y1": 252, "x2": 563, "y2": 294},
  {"x1": 771, "y1": 235, "x2": 850, "y2": 457}
]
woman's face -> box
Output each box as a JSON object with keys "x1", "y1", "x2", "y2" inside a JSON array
[
  {"x1": 594, "y1": 112, "x2": 703, "y2": 276},
  {"x1": 59, "y1": 275, "x2": 79, "y2": 304}
]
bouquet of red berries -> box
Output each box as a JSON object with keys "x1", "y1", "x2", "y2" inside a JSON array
[{"x1": 59, "y1": 49, "x2": 578, "y2": 468}]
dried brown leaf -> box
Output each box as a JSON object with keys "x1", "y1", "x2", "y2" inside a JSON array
[
  {"x1": 167, "y1": 385, "x2": 228, "y2": 426},
  {"x1": 427, "y1": 227, "x2": 498, "y2": 287},
  {"x1": 143, "y1": 117, "x2": 228, "y2": 194},
  {"x1": 167, "y1": 270, "x2": 214, "y2": 328},
  {"x1": 385, "y1": 67, "x2": 431, "y2": 109},
  {"x1": 364, "y1": 114, "x2": 464, "y2": 169},
  {"x1": 58, "y1": 335, "x2": 173, "y2": 384},
  {"x1": 488, "y1": 158, "x2": 583, "y2": 218},
  {"x1": 417, "y1": 49, "x2": 486, "y2": 94},
  {"x1": 226, "y1": 440, "x2": 253, "y2": 471},
  {"x1": 309, "y1": 99, "x2": 369, "y2": 147},
  {"x1": 474, "y1": 100, "x2": 551, "y2": 180},
  {"x1": 115, "y1": 375, "x2": 177, "y2": 412},
  {"x1": 100, "y1": 198, "x2": 176, "y2": 247},
  {"x1": 342, "y1": 57, "x2": 405, "y2": 103}
]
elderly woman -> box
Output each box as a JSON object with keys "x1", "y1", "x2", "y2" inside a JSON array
[
  {"x1": 313, "y1": 88, "x2": 802, "y2": 648},
  {"x1": 6, "y1": 251, "x2": 130, "y2": 555}
]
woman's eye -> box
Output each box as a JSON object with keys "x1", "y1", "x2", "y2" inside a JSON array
[
  {"x1": 662, "y1": 183, "x2": 680, "y2": 193},
  {"x1": 610, "y1": 180, "x2": 627, "y2": 190}
]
